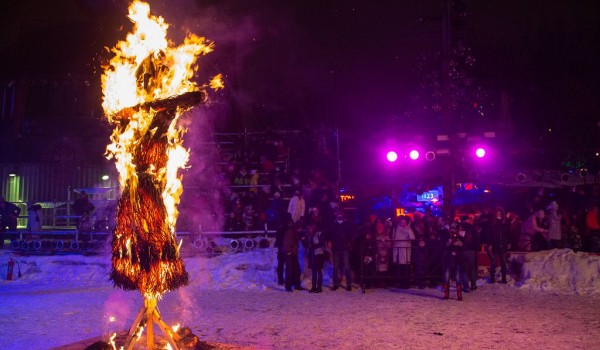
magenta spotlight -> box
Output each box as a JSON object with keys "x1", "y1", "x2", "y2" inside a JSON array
[
  {"x1": 386, "y1": 151, "x2": 398, "y2": 162},
  {"x1": 409, "y1": 150, "x2": 420, "y2": 160},
  {"x1": 475, "y1": 147, "x2": 486, "y2": 158}
]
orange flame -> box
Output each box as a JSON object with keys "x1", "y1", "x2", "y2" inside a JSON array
[{"x1": 102, "y1": 0, "x2": 221, "y2": 298}]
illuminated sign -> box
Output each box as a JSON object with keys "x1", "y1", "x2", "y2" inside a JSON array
[
  {"x1": 417, "y1": 190, "x2": 439, "y2": 202},
  {"x1": 340, "y1": 194, "x2": 355, "y2": 202}
]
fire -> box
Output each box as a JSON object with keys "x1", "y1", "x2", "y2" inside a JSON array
[{"x1": 102, "y1": 0, "x2": 220, "y2": 299}]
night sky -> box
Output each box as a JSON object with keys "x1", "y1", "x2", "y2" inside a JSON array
[{"x1": 2, "y1": 0, "x2": 600, "y2": 164}]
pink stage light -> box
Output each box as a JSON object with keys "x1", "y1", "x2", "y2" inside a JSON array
[
  {"x1": 409, "y1": 150, "x2": 420, "y2": 160},
  {"x1": 475, "y1": 147, "x2": 486, "y2": 158},
  {"x1": 386, "y1": 151, "x2": 398, "y2": 162}
]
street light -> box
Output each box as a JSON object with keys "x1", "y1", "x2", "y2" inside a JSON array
[
  {"x1": 386, "y1": 151, "x2": 398, "y2": 163},
  {"x1": 475, "y1": 147, "x2": 486, "y2": 158}
]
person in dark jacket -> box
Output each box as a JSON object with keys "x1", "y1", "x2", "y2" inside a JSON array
[
  {"x1": 460, "y1": 214, "x2": 480, "y2": 292},
  {"x1": 1, "y1": 196, "x2": 21, "y2": 248},
  {"x1": 282, "y1": 216, "x2": 303, "y2": 292},
  {"x1": 328, "y1": 212, "x2": 355, "y2": 291},
  {"x1": 306, "y1": 220, "x2": 325, "y2": 293},
  {"x1": 442, "y1": 218, "x2": 465, "y2": 301},
  {"x1": 274, "y1": 214, "x2": 292, "y2": 285},
  {"x1": 358, "y1": 229, "x2": 378, "y2": 292},
  {"x1": 0, "y1": 196, "x2": 21, "y2": 232},
  {"x1": 483, "y1": 207, "x2": 510, "y2": 284}
]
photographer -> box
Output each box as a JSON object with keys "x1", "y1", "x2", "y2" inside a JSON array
[{"x1": 442, "y1": 217, "x2": 465, "y2": 301}]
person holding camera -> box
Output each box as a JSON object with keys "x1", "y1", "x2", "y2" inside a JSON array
[{"x1": 442, "y1": 217, "x2": 465, "y2": 301}]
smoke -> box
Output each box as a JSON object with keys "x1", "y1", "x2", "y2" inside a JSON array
[
  {"x1": 142, "y1": 0, "x2": 329, "y2": 127},
  {"x1": 102, "y1": 292, "x2": 133, "y2": 337},
  {"x1": 177, "y1": 106, "x2": 226, "y2": 233}
]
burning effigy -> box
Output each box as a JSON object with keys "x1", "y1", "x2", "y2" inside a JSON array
[{"x1": 100, "y1": 1, "x2": 222, "y2": 348}]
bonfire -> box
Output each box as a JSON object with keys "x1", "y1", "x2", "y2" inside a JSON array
[{"x1": 99, "y1": 1, "x2": 222, "y2": 349}]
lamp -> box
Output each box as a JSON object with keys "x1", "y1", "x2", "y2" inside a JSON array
[{"x1": 425, "y1": 151, "x2": 436, "y2": 161}]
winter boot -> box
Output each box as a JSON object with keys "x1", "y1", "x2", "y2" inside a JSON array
[
  {"x1": 442, "y1": 283, "x2": 449, "y2": 300},
  {"x1": 456, "y1": 284, "x2": 463, "y2": 301}
]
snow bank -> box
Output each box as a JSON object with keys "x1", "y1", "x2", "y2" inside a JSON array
[{"x1": 511, "y1": 249, "x2": 600, "y2": 295}]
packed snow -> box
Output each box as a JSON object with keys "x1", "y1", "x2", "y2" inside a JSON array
[{"x1": 1, "y1": 246, "x2": 599, "y2": 350}]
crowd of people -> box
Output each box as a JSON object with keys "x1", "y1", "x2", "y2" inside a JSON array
[
  {"x1": 267, "y1": 192, "x2": 600, "y2": 300},
  {"x1": 191, "y1": 128, "x2": 600, "y2": 301}
]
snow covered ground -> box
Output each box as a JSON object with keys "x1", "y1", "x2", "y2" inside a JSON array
[{"x1": 1, "y1": 247, "x2": 599, "y2": 350}]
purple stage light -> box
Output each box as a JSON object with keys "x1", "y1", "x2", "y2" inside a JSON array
[
  {"x1": 475, "y1": 147, "x2": 486, "y2": 158},
  {"x1": 386, "y1": 151, "x2": 398, "y2": 162},
  {"x1": 409, "y1": 150, "x2": 420, "y2": 160}
]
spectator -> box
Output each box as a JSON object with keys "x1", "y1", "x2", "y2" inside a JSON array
[
  {"x1": 287, "y1": 190, "x2": 305, "y2": 225},
  {"x1": 73, "y1": 191, "x2": 95, "y2": 218},
  {"x1": 306, "y1": 221, "x2": 325, "y2": 293},
  {"x1": 358, "y1": 227, "x2": 378, "y2": 292},
  {"x1": 506, "y1": 212, "x2": 521, "y2": 251},
  {"x1": 391, "y1": 215, "x2": 414, "y2": 288},
  {"x1": 283, "y1": 218, "x2": 303, "y2": 292},
  {"x1": 229, "y1": 198, "x2": 244, "y2": 231},
  {"x1": 1, "y1": 196, "x2": 21, "y2": 247},
  {"x1": 233, "y1": 166, "x2": 251, "y2": 186},
  {"x1": 411, "y1": 213, "x2": 429, "y2": 288},
  {"x1": 27, "y1": 202, "x2": 43, "y2": 233},
  {"x1": 266, "y1": 191, "x2": 286, "y2": 231},
  {"x1": 374, "y1": 218, "x2": 390, "y2": 278},
  {"x1": 566, "y1": 212, "x2": 583, "y2": 252},
  {"x1": 0, "y1": 196, "x2": 21, "y2": 231},
  {"x1": 274, "y1": 214, "x2": 292, "y2": 286},
  {"x1": 460, "y1": 214, "x2": 479, "y2": 292},
  {"x1": 584, "y1": 205, "x2": 600, "y2": 252},
  {"x1": 328, "y1": 212, "x2": 355, "y2": 291},
  {"x1": 520, "y1": 210, "x2": 548, "y2": 251},
  {"x1": 483, "y1": 208, "x2": 509, "y2": 284},
  {"x1": 442, "y1": 218, "x2": 464, "y2": 301},
  {"x1": 546, "y1": 201, "x2": 562, "y2": 249}
]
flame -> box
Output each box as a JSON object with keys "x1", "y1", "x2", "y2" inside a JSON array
[
  {"x1": 109, "y1": 333, "x2": 118, "y2": 350},
  {"x1": 102, "y1": 0, "x2": 220, "y2": 298},
  {"x1": 102, "y1": 1, "x2": 214, "y2": 118},
  {"x1": 210, "y1": 73, "x2": 224, "y2": 90},
  {"x1": 102, "y1": 0, "x2": 214, "y2": 198}
]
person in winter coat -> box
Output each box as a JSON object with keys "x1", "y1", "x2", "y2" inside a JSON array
[
  {"x1": 521, "y1": 210, "x2": 548, "y2": 251},
  {"x1": 287, "y1": 190, "x2": 306, "y2": 224},
  {"x1": 546, "y1": 201, "x2": 562, "y2": 249},
  {"x1": 274, "y1": 214, "x2": 292, "y2": 285},
  {"x1": 27, "y1": 202, "x2": 43, "y2": 233},
  {"x1": 442, "y1": 218, "x2": 465, "y2": 301},
  {"x1": 0, "y1": 196, "x2": 21, "y2": 248},
  {"x1": 328, "y1": 212, "x2": 355, "y2": 291},
  {"x1": 391, "y1": 215, "x2": 415, "y2": 288},
  {"x1": 282, "y1": 216, "x2": 303, "y2": 292},
  {"x1": 460, "y1": 214, "x2": 479, "y2": 292},
  {"x1": 483, "y1": 208, "x2": 510, "y2": 284},
  {"x1": 359, "y1": 228, "x2": 379, "y2": 292},
  {"x1": 306, "y1": 220, "x2": 325, "y2": 293}
]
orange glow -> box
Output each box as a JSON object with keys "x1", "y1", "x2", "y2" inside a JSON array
[
  {"x1": 340, "y1": 194, "x2": 355, "y2": 202},
  {"x1": 102, "y1": 0, "x2": 221, "y2": 298}
]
